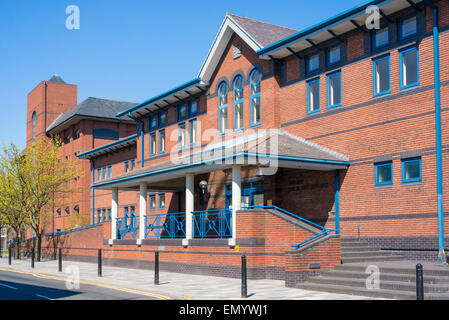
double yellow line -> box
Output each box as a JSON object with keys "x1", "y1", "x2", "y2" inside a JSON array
[{"x1": 0, "y1": 266, "x2": 172, "y2": 300}]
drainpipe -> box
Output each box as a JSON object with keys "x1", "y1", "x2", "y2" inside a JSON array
[
  {"x1": 424, "y1": 0, "x2": 446, "y2": 264},
  {"x1": 128, "y1": 112, "x2": 145, "y2": 168},
  {"x1": 91, "y1": 159, "x2": 95, "y2": 225},
  {"x1": 334, "y1": 170, "x2": 340, "y2": 235}
]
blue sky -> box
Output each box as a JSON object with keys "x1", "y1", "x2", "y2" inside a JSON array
[{"x1": 0, "y1": 0, "x2": 365, "y2": 149}]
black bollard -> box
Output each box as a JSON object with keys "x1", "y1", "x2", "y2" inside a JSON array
[
  {"x1": 416, "y1": 263, "x2": 424, "y2": 300},
  {"x1": 8, "y1": 247, "x2": 11, "y2": 265},
  {"x1": 98, "y1": 249, "x2": 102, "y2": 277},
  {"x1": 241, "y1": 255, "x2": 247, "y2": 298},
  {"x1": 154, "y1": 251, "x2": 159, "y2": 285},
  {"x1": 58, "y1": 248, "x2": 62, "y2": 272},
  {"x1": 31, "y1": 248, "x2": 35, "y2": 269}
]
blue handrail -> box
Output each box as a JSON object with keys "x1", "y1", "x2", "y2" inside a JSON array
[
  {"x1": 241, "y1": 206, "x2": 335, "y2": 248},
  {"x1": 145, "y1": 212, "x2": 186, "y2": 239},
  {"x1": 192, "y1": 209, "x2": 232, "y2": 239},
  {"x1": 116, "y1": 216, "x2": 139, "y2": 240}
]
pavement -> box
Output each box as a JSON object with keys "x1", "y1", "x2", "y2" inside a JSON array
[{"x1": 0, "y1": 255, "x2": 382, "y2": 300}]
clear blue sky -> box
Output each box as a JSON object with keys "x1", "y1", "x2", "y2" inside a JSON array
[{"x1": 0, "y1": 0, "x2": 365, "y2": 149}]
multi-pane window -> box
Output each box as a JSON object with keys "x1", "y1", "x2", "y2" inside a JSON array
[
  {"x1": 124, "y1": 161, "x2": 129, "y2": 173},
  {"x1": 375, "y1": 162, "x2": 393, "y2": 186},
  {"x1": 327, "y1": 71, "x2": 342, "y2": 108},
  {"x1": 189, "y1": 119, "x2": 197, "y2": 146},
  {"x1": 107, "y1": 166, "x2": 112, "y2": 178},
  {"x1": 399, "y1": 15, "x2": 418, "y2": 40},
  {"x1": 159, "y1": 129, "x2": 166, "y2": 154},
  {"x1": 306, "y1": 52, "x2": 320, "y2": 74},
  {"x1": 130, "y1": 159, "x2": 135, "y2": 171},
  {"x1": 102, "y1": 167, "x2": 106, "y2": 180},
  {"x1": 234, "y1": 75, "x2": 244, "y2": 131},
  {"x1": 179, "y1": 123, "x2": 186, "y2": 148},
  {"x1": 149, "y1": 195, "x2": 156, "y2": 210},
  {"x1": 32, "y1": 112, "x2": 37, "y2": 142},
  {"x1": 107, "y1": 209, "x2": 111, "y2": 221},
  {"x1": 372, "y1": 26, "x2": 389, "y2": 50},
  {"x1": 149, "y1": 115, "x2": 158, "y2": 131},
  {"x1": 218, "y1": 82, "x2": 228, "y2": 134},
  {"x1": 158, "y1": 111, "x2": 167, "y2": 128},
  {"x1": 307, "y1": 78, "x2": 320, "y2": 113},
  {"x1": 97, "y1": 168, "x2": 101, "y2": 180},
  {"x1": 373, "y1": 55, "x2": 391, "y2": 96},
  {"x1": 178, "y1": 104, "x2": 188, "y2": 121},
  {"x1": 130, "y1": 206, "x2": 136, "y2": 227},
  {"x1": 250, "y1": 69, "x2": 261, "y2": 127},
  {"x1": 97, "y1": 209, "x2": 102, "y2": 223},
  {"x1": 159, "y1": 193, "x2": 166, "y2": 208},
  {"x1": 400, "y1": 46, "x2": 418, "y2": 89},
  {"x1": 402, "y1": 158, "x2": 421, "y2": 184},
  {"x1": 190, "y1": 100, "x2": 198, "y2": 117},
  {"x1": 150, "y1": 132, "x2": 156, "y2": 156},
  {"x1": 327, "y1": 45, "x2": 341, "y2": 66}
]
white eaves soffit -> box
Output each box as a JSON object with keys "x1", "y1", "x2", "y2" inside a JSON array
[{"x1": 198, "y1": 15, "x2": 263, "y2": 82}]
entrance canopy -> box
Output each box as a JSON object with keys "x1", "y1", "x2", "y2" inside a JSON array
[{"x1": 92, "y1": 130, "x2": 350, "y2": 191}]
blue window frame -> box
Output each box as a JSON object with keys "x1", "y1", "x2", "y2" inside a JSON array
[
  {"x1": 327, "y1": 71, "x2": 342, "y2": 108},
  {"x1": 149, "y1": 195, "x2": 156, "y2": 210},
  {"x1": 218, "y1": 82, "x2": 228, "y2": 134},
  {"x1": 402, "y1": 157, "x2": 422, "y2": 184},
  {"x1": 102, "y1": 167, "x2": 106, "y2": 180},
  {"x1": 158, "y1": 111, "x2": 167, "y2": 128},
  {"x1": 373, "y1": 55, "x2": 391, "y2": 96},
  {"x1": 149, "y1": 115, "x2": 158, "y2": 132},
  {"x1": 178, "y1": 104, "x2": 188, "y2": 121},
  {"x1": 107, "y1": 166, "x2": 112, "y2": 178},
  {"x1": 306, "y1": 52, "x2": 320, "y2": 74},
  {"x1": 97, "y1": 209, "x2": 101, "y2": 223},
  {"x1": 250, "y1": 68, "x2": 261, "y2": 127},
  {"x1": 233, "y1": 75, "x2": 244, "y2": 131},
  {"x1": 375, "y1": 161, "x2": 393, "y2": 186},
  {"x1": 399, "y1": 14, "x2": 418, "y2": 40},
  {"x1": 372, "y1": 25, "x2": 390, "y2": 51},
  {"x1": 124, "y1": 207, "x2": 129, "y2": 225},
  {"x1": 189, "y1": 100, "x2": 198, "y2": 117},
  {"x1": 399, "y1": 46, "x2": 419, "y2": 90},
  {"x1": 326, "y1": 45, "x2": 341, "y2": 67},
  {"x1": 150, "y1": 132, "x2": 156, "y2": 157},
  {"x1": 97, "y1": 168, "x2": 101, "y2": 181},
  {"x1": 307, "y1": 78, "x2": 320, "y2": 114},
  {"x1": 108, "y1": 209, "x2": 111, "y2": 221},
  {"x1": 92, "y1": 127, "x2": 119, "y2": 140},
  {"x1": 124, "y1": 161, "x2": 129, "y2": 173},
  {"x1": 178, "y1": 122, "x2": 186, "y2": 149},
  {"x1": 189, "y1": 118, "x2": 197, "y2": 146},
  {"x1": 159, "y1": 193, "x2": 166, "y2": 209},
  {"x1": 159, "y1": 129, "x2": 166, "y2": 154},
  {"x1": 130, "y1": 159, "x2": 135, "y2": 171}
]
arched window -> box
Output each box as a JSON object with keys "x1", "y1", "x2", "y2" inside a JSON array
[
  {"x1": 32, "y1": 111, "x2": 37, "y2": 142},
  {"x1": 218, "y1": 82, "x2": 228, "y2": 134},
  {"x1": 250, "y1": 69, "x2": 261, "y2": 127},
  {"x1": 233, "y1": 76, "x2": 244, "y2": 131}
]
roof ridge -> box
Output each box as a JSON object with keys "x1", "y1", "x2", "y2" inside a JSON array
[
  {"x1": 86, "y1": 97, "x2": 137, "y2": 104},
  {"x1": 227, "y1": 13, "x2": 298, "y2": 32}
]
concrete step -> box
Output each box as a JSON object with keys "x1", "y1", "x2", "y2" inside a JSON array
[
  {"x1": 333, "y1": 263, "x2": 449, "y2": 277},
  {"x1": 295, "y1": 282, "x2": 449, "y2": 300},
  {"x1": 341, "y1": 255, "x2": 404, "y2": 263},
  {"x1": 309, "y1": 276, "x2": 449, "y2": 293},
  {"x1": 325, "y1": 270, "x2": 449, "y2": 285},
  {"x1": 341, "y1": 251, "x2": 394, "y2": 258}
]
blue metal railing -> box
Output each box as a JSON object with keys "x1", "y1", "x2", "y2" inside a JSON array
[
  {"x1": 242, "y1": 206, "x2": 335, "y2": 248},
  {"x1": 116, "y1": 216, "x2": 139, "y2": 240},
  {"x1": 145, "y1": 212, "x2": 186, "y2": 239},
  {"x1": 192, "y1": 209, "x2": 232, "y2": 239}
]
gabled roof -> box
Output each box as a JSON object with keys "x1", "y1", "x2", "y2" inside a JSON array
[
  {"x1": 46, "y1": 97, "x2": 137, "y2": 133},
  {"x1": 198, "y1": 13, "x2": 298, "y2": 82}
]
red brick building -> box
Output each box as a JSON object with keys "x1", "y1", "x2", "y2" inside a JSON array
[{"x1": 25, "y1": 0, "x2": 449, "y2": 287}]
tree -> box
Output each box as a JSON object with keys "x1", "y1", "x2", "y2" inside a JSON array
[
  {"x1": 0, "y1": 143, "x2": 29, "y2": 259},
  {"x1": 22, "y1": 137, "x2": 82, "y2": 261}
]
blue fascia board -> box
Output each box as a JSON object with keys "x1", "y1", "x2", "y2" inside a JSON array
[
  {"x1": 115, "y1": 78, "x2": 203, "y2": 118},
  {"x1": 92, "y1": 152, "x2": 350, "y2": 188},
  {"x1": 77, "y1": 134, "x2": 138, "y2": 159},
  {"x1": 257, "y1": 0, "x2": 395, "y2": 57}
]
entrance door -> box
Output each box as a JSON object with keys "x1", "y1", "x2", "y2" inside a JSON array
[{"x1": 225, "y1": 180, "x2": 264, "y2": 210}]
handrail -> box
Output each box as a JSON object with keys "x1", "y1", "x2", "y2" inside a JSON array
[
  {"x1": 241, "y1": 206, "x2": 335, "y2": 248},
  {"x1": 192, "y1": 209, "x2": 232, "y2": 239},
  {"x1": 144, "y1": 212, "x2": 186, "y2": 239}
]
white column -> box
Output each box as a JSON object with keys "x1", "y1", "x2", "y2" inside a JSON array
[
  {"x1": 184, "y1": 174, "x2": 194, "y2": 246},
  {"x1": 110, "y1": 188, "x2": 118, "y2": 243},
  {"x1": 230, "y1": 165, "x2": 241, "y2": 246},
  {"x1": 138, "y1": 183, "x2": 147, "y2": 243}
]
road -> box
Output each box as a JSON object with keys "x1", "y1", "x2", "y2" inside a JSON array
[{"x1": 0, "y1": 269, "x2": 160, "y2": 300}]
